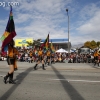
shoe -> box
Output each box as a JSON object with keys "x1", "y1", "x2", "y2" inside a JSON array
[
  {"x1": 34, "y1": 67, "x2": 37, "y2": 70},
  {"x1": 4, "y1": 76, "x2": 7, "y2": 84},
  {"x1": 9, "y1": 80, "x2": 16, "y2": 84},
  {"x1": 14, "y1": 68, "x2": 18, "y2": 71},
  {"x1": 43, "y1": 68, "x2": 46, "y2": 70},
  {"x1": 3, "y1": 73, "x2": 10, "y2": 84},
  {"x1": 34, "y1": 64, "x2": 38, "y2": 70}
]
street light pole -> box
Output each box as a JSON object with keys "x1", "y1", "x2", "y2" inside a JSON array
[{"x1": 66, "y1": 9, "x2": 70, "y2": 58}]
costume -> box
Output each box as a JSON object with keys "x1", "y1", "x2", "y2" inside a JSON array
[
  {"x1": 94, "y1": 50, "x2": 99, "y2": 66},
  {"x1": 4, "y1": 43, "x2": 19, "y2": 84},
  {"x1": 34, "y1": 49, "x2": 46, "y2": 70},
  {"x1": 46, "y1": 50, "x2": 51, "y2": 65}
]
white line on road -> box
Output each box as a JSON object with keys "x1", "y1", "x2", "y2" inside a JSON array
[{"x1": 50, "y1": 79, "x2": 100, "y2": 83}]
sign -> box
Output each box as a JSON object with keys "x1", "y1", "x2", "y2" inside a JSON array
[{"x1": 15, "y1": 38, "x2": 33, "y2": 47}]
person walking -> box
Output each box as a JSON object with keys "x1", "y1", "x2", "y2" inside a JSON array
[
  {"x1": 29, "y1": 50, "x2": 33, "y2": 63},
  {"x1": 46, "y1": 49, "x2": 51, "y2": 65},
  {"x1": 93, "y1": 49, "x2": 99, "y2": 66},
  {"x1": 34, "y1": 47, "x2": 46, "y2": 70},
  {"x1": 14, "y1": 49, "x2": 19, "y2": 71},
  {"x1": 3, "y1": 39, "x2": 19, "y2": 84}
]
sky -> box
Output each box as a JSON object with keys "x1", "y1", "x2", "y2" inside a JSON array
[{"x1": 0, "y1": 0, "x2": 100, "y2": 46}]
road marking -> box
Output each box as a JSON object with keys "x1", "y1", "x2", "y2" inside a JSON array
[{"x1": 50, "y1": 79, "x2": 100, "y2": 83}]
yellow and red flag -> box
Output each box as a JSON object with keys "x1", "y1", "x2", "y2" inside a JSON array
[
  {"x1": 50, "y1": 40, "x2": 55, "y2": 52},
  {"x1": 41, "y1": 34, "x2": 49, "y2": 49}
]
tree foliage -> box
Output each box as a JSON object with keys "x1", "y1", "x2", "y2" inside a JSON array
[
  {"x1": 26, "y1": 39, "x2": 41, "y2": 48},
  {"x1": 84, "y1": 40, "x2": 100, "y2": 49},
  {"x1": 84, "y1": 41, "x2": 91, "y2": 48}
]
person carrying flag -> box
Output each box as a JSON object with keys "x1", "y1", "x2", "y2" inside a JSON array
[
  {"x1": 0, "y1": 6, "x2": 17, "y2": 84},
  {"x1": 14, "y1": 48, "x2": 19, "y2": 71},
  {"x1": 4, "y1": 39, "x2": 19, "y2": 84},
  {"x1": 46, "y1": 49, "x2": 51, "y2": 65}
]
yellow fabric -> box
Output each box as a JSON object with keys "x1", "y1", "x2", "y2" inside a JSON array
[
  {"x1": 38, "y1": 50, "x2": 43, "y2": 56},
  {"x1": 94, "y1": 52, "x2": 98, "y2": 57},
  {"x1": 47, "y1": 51, "x2": 50, "y2": 56},
  {"x1": 29, "y1": 52, "x2": 33, "y2": 57},
  {"x1": 8, "y1": 45, "x2": 19, "y2": 57}
]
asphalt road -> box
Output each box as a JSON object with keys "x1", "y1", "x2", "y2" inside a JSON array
[{"x1": 0, "y1": 61, "x2": 100, "y2": 100}]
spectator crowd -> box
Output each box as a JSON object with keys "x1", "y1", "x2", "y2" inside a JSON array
[{"x1": 0, "y1": 47, "x2": 100, "y2": 66}]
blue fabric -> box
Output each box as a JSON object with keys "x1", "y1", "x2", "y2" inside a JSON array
[{"x1": 4, "y1": 45, "x2": 8, "y2": 52}]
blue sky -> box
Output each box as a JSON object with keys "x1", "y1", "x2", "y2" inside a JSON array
[{"x1": 0, "y1": 0, "x2": 100, "y2": 46}]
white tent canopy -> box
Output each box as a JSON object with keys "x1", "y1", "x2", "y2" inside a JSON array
[{"x1": 56, "y1": 48, "x2": 68, "y2": 53}]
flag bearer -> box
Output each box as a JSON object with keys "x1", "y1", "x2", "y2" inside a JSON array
[
  {"x1": 3, "y1": 39, "x2": 19, "y2": 84},
  {"x1": 46, "y1": 49, "x2": 51, "y2": 65}
]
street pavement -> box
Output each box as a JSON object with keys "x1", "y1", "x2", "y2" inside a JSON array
[{"x1": 0, "y1": 61, "x2": 100, "y2": 100}]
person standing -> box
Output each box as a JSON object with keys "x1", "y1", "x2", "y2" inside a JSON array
[{"x1": 3, "y1": 39, "x2": 19, "y2": 84}]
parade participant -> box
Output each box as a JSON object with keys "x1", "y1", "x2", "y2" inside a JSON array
[
  {"x1": 34, "y1": 47, "x2": 46, "y2": 70},
  {"x1": 14, "y1": 55, "x2": 18, "y2": 71},
  {"x1": 93, "y1": 49, "x2": 99, "y2": 66},
  {"x1": 46, "y1": 49, "x2": 51, "y2": 65},
  {"x1": 3, "y1": 39, "x2": 19, "y2": 84},
  {"x1": 14, "y1": 48, "x2": 19, "y2": 71},
  {"x1": 29, "y1": 50, "x2": 33, "y2": 63},
  {"x1": 51, "y1": 53, "x2": 55, "y2": 64},
  {"x1": 14, "y1": 61, "x2": 17, "y2": 71}
]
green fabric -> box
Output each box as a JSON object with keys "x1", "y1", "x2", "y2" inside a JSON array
[{"x1": 0, "y1": 36, "x2": 5, "y2": 41}]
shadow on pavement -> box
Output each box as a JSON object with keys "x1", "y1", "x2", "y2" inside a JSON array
[
  {"x1": 51, "y1": 65, "x2": 85, "y2": 100},
  {"x1": 0, "y1": 67, "x2": 33, "y2": 100},
  {"x1": 87, "y1": 63, "x2": 100, "y2": 69}
]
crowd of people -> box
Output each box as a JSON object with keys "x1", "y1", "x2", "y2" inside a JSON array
[
  {"x1": 1, "y1": 46, "x2": 100, "y2": 67},
  {"x1": 1, "y1": 47, "x2": 100, "y2": 65}
]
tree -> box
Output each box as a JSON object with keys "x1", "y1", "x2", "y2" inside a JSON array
[
  {"x1": 97, "y1": 41, "x2": 100, "y2": 47},
  {"x1": 84, "y1": 40, "x2": 97, "y2": 49},
  {"x1": 90, "y1": 40, "x2": 97, "y2": 49},
  {"x1": 84, "y1": 41, "x2": 91, "y2": 48},
  {"x1": 27, "y1": 39, "x2": 41, "y2": 49}
]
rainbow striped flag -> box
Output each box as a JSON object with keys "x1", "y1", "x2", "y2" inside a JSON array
[{"x1": 1, "y1": 6, "x2": 16, "y2": 53}]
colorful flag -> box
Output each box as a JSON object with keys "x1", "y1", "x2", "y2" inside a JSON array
[
  {"x1": 41, "y1": 34, "x2": 49, "y2": 49},
  {"x1": 50, "y1": 40, "x2": 55, "y2": 52},
  {"x1": 1, "y1": 6, "x2": 17, "y2": 53}
]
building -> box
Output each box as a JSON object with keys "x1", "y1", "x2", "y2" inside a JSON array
[
  {"x1": 41, "y1": 38, "x2": 71, "y2": 50},
  {"x1": 14, "y1": 38, "x2": 71, "y2": 50}
]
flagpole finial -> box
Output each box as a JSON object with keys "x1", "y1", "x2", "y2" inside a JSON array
[{"x1": 10, "y1": 5, "x2": 12, "y2": 12}]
